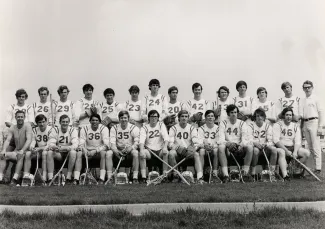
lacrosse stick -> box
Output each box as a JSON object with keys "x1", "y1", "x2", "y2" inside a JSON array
[
  {"x1": 291, "y1": 156, "x2": 321, "y2": 182},
  {"x1": 230, "y1": 152, "x2": 245, "y2": 183},
  {"x1": 262, "y1": 148, "x2": 273, "y2": 182},
  {"x1": 81, "y1": 151, "x2": 98, "y2": 185},
  {"x1": 105, "y1": 155, "x2": 124, "y2": 185},
  {"x1": 31, "y1": 151, "x2": 46, "y2": 186},
  {"x1": 206, "y1": 151, "x2": 213, "y2": 184},
  {"x1": 50, "y1": 94, "x2": 55, "y2": 127},
  {"x1": 147, "y1": 148, "x2": 190, "y2": 185},
  {"x1": 48, "y1": 151, "x2": 70, "y2": 186}
]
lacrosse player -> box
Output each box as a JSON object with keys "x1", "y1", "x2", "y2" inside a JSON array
[
  {"x1": 273, "y1": 107, "x2": 310, "y2": 180},
  {"x1": 100, "y1": 88, "x2": 122, "y2": 129},
  {"x1": 186, "y1": 83, "x2": 211, "y2": 127},
  {"x1": 53, "y1": 85, "x2": 76, "y2": 126},
  {"x1": 0, "y1": 110, "x2": 32, "y2": 186},
  {"x1": 168, "y1": 110, "x2": 204, "y2": 183},
  {"x1": 124, "y1": 85, "x2": 144, "y2": 128},
  {"x1": 142, "y1": 79, "x2": 168, "y2": 122},
  {"x1": 5, "y1": 89, "x2": 34, "y2": 128},
  {"x1": 46, "y1": 115, "x2": 79, "y2": 184},
  {"x1": 109, "y1": 111, "x2": 140, "y2": 184},
  {"x1": 249, "y1": 108, "x2": 277, "y2": 181},
  {"x1": 218, "y1": 104, "x2": 254, "y2": 183},
  {"x1": 232, "y1": 81, "x2": 254, "y2": 124},
  {"x1": 164, "y1": 86, "x2": 185, "y2": 131},
  {"x1": 299, "y1": 80, "x2": 324, "y2": 174},
  {"x1": 275, "y1": 82, "x2": 301, "y2": 121},
  {"x1": 32, "y1": 87, "x2": 54, "y2": 126},
  {"x1": 212, "y1": 86, "x2": 232, "y2": 124},
  {"x1": 139, "y1": 110, "x2": 169, "y2": 183},
  {"x1": 23, "y1": 114, "x2": 51, "y2": 184},
  {"x1": 74, "y1": 84, "x2": 101, "y2": 128},
  {"x1": 197, "y1": 110, "x2": 220, "y2": 182},
  {"x1": 252, "y1": 87, "x2": 276, "y2": 124}
]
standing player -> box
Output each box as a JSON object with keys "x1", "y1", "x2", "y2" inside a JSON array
[
  {"x1": 100, "y1": 88, "x2": 122, "y2": 129},
  {"x1": 74, "y1": 84, "x2": 101, "y2": 128},
  {"x1": 23, "y1": 114, "x2": 51, "y2": 183},
  {"x1": 197, "y1": 110, "x2": 220, "y2": 181},
  {"x1": 275, "y1": 82, "x2": 300, "y2": 121},
  {"x1": 124, "y1": 85, "x2": 144, "y2": 128},
  {"x1": 5, "y1": 89, "x2": 34, "y2": 128},
  {"x1": 142, "y1": 79, "x2": 168, "y2": 122},
  {"x1": 109, "y1": 111, "x2": 140, "y2": 183},
  {"x1": 164, "y1": 86, "x2": 185, "y2": 130},
  {"x1": 212, "y1": 86, "x2": 232, "y2": 123},
  {"x1": 32, "y1": 87, "x2": 54, "y2": 126},
  {"x1": 273, "y1": 107, "x2": 310, "y2": 180},
  {"x1": 0, "y1": 111, "x2": 32, "y2": 185},
  {"x1": 75, "y1": 114, "x2": 110, "y2": 184},
  {"x1": 187, "y1": 83, "x2": 211, "y2": 127},
  {"x1": 252, "y1": 87, "x2": 276, "y2": 124},
  {"x1": 233, "y1": 81, "x2": 254, "y2": 123},
  {"x1": 218, "y1": 104, "x2": 254, "y2": 183},
  {"x1": 139, "y1": 110, "x2": 169, "y2": 183},
  {"x1": 53, "y1": 85, "x2": 76, "y2": 126},
  {"x1": 299, "y1": 80, "x2": 323, "y2": 174},
  {"x1": 46, "y1": 115, "x2": 79, "y2": 184}
]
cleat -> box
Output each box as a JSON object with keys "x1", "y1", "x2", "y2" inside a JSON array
[
  {"x1": 283, "y1": 175, "x2": 290, "y2": 181},
  {"x1": 171, "y1": 175, "x2": 180, "y2": 183},
  {"x1": 105, "y1": 178, "x2": 114, "y2": 185},
  {"x1": 313, "y1": 170, "x2": 321, "y2": 176},
  {"x1": 72, "y1": 179, "x2": 79, "y2": 185},
  {"x1": 132, "y1": 178, "x2": 139, "y2": 184},
  {"x1": 211, "y1": 174, "x2": 222, "y2": 184},
  {"x1": 242, "y1": 174, "x2": 255, "y2": 182},
  {"x1": 197, "y1": 177, "x2": 206, "y2": 185},
  {"x1": 140, "y1": 178, "x2": 147, "y2": 184},
  {"x1": 98, "y1": 179, "x2": 105, "y2": 185},
  {"x1": 222, "y1": 176, "x2": 230, "y2": 184},
  {"x1": 9, "y1": 179, "x2": 19, "y2": 187},
  {"x1": 65, "y1": 179, "x2": 73, "y2": 185},
  {"x1": 0, "y1": 180, "x2": 5, "y2": 185}
]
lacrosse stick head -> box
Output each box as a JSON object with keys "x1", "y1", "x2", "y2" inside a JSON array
[
  {"x1": 116, "y1": 172, "x2": 128, "y2": 185},
  {"x1": 81, "y1": 172, "x2": 98, "y2": 185},
  {"x1": 229, "y1": 169, "x2": 241, "y2": 182},
  {"x1": 181, "y1": 171, "x2": 195, "y2": 184}
]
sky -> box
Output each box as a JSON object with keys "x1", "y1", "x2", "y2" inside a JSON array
[{"x1": 0, "y1": 0, "x2": 324, "y2": 123}]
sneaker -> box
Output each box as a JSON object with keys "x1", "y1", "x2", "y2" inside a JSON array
[
  {"x1": 171, "y1": 174, "x2": 180, "y2": 183},
  {"x1": 140, "y1": 178, "x2": 147, "y2": 184},
  {"x1": 197, "y1": 177, "x2": 206, "y2": 185},
  {"x1": 283, "y1": 175, "x2": 290, "y2": 181},
  {"x1": 242, "y1": 173, "x2": 255, "y2": 182},
  {"x1": 313, "y1": 170, "x2": 321, "y2": 176},
  {"x1": 65, "y1": 179, "x2": 73, "y2": 185},
  {"x1": 105, "y1": 178, "x2": 114, "y2": 185},
  {"x1": 0, "y1": 179, "x2": 5, "y2": 185},
  {"x1": 132, "y1": 178, "x2": 139, "y2": 184},
  {"x1": 98, "y1": 179, "x2": 105, "y2": 185},
  {"x1": 222, "y1": 176, "x2": 230, "y2": 184},
  {"x1": 72, "y1": 179, "x2": 79, "y2": 185},
  {"x1": 10, "y1": 179, "x2": 19, "y2": 187},
  {"x1": 211, "y1": 174, "x2": 222, "y2": 184}
]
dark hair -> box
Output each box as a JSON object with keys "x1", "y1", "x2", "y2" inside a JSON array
[
  {"x1": 204, "y1": 110, "x2": 216, "y2": 118},
  {"x1": 192, "y1": 83, "x2": 202, "y2": 92},
  {"x1": 256, "y1": 87, "x2": 267, "y2": 98},
  {"x1": 82, "y1": 84, "x2": 94, "y2": 92},
  {"x1": 236, "y1": 81, "x2": 247, "y2": 91},
  {"x1": 35, "y1": 114, "x2": 47, "y2": 123},
  {"x1": 38, "y1": 87, "x2": 49, "y2": 95},
  {"x1": 252, "y1": 108, "x2": 266, "y2": 121},
  {"x1": 15, "y1": 110, "x2": 26, "y2": 117},
  {"x1": 226, "y1": 104, "x2": 239, "y2": 116},
  {"x1": 217, "y1": 86, "x2": 229, "y2": 98},
  {"x1": 281, "y1": 82, "x2": 292, "y2": 90},
  {"x1": 168, "y1": 86, "x2": 178, "y2": 94},
  {"x1": 118, "y1": 110, "x2": 130, "y2": 119},
  {"x1": 302, "y1": 80, "x2": 313, "y2": 88},
  {"x1": 57, "y1": 85, "x2": 70, "y2": 95},
  {"x1": 148, "y1": 110, "x2": 160, "y2": 119},
  {"x1": 128, "y1": 85, "x2": 140, "y2": 94},
  {"x1": 281, "y1": 107, "x2": 294, "y2": 118},
  {"x1": 59, "y1": 114, "x2": 70, "y2": 123},
  {"x1": 89, "y1": 114, "x2": 101, "y2": 123},
  {"x1": 148, "y1": 79, "x2": 160, "y2": 90},
  {"x1": 177, "y1": 110, "x2": 189, "y2": 119},
  {"x1": 15, "y1": 89, "x2": 28, "y2": 99},
  {"x1": 103, "y1": 88, "x2": 115, "y2": 97}
]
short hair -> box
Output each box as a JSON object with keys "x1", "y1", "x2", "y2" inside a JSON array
[
  {"x1": 148, "y1": 79, "x2": 160, "y2": 90},
  {"x1": 192, "y1": 83, "x2": 202, "y2": 92},
  {"x1": 177, "y1": 110, "x2": 189, "y2": 119},
  {"x1": 82, "y1": 84, "x2": 94, "y2": 92},
  {"x1": 35, "y1": 114, "x2": 47, "y2": 123},
  {"x1": 302, "y1": 80, "x2": 313, "y2": 87},
  {"x1": 118, "y1": 110, "x2": 130, "y2": 119},
  {"x1": 252, "y1": 108, "x2": 266, "y2": 121},
  {"x1": 15, "y1": 89, "x2": 28, "y2": 99},
  {"x1": 217, "y1": 86, "x2": 229, "y2": 98},
  {"x1": 204, "y1": 110, "x2": 216, "y2": 118},
  {"x1": 89, "y1": 113, "x2": 101, "y2": 123},
  {"x1": 128, "y1": 85, "x2": 140, "y2": 94},
  {"x1": 236, "y1": 81, "x2": 247, "y2": 91},
  {"x1": 281, "y1": 82, "x2": 292, "y2": 90},
  {"x1": 281, "y1": 107, "x2": 294, "y2": 117},
  {"x1": 103, "y1": 88, "x2": 115, "y2": 97},
  {"x1": 256, "y1": 87, "x2": 267, "y2": 98},
  {"x1": 168, "y1": 86, "x2": 178, "y2": 94},
  {"x1": 226, "y1": 104, "x2": 239, "y2": 116},
  {"x1": 38, "y1": 87, "x2": 49, "y2": 95},
  {"x1": 148, "y1": 109, "x2": 160, "y2": 119},
  {"x1": 59, "y1": 114, "x2": 70, "y2": 123},
  {"x1": 15, "y1": 110, "x2": 26, "y2": 117},
  {"x1": 57, "y1": 85, "x2": 70, "y2": 95}
]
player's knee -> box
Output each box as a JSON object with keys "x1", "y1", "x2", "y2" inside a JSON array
[
  {"x1": 277, "y1": 148, "x2": 285, "y2": 157},
  {"x1": 25, "y1": 151, "x2": 32, "y2": 159},
  {"x1": 42, "y1": 150, "x2": 47, "y2": 158},
  {"x1": 199, "y1": 148, "x2": 205, "y2": 156},
  {"x1": 168, "y1": 150, "x2": 177, "y2": 159},
  {"x1": 100, "y1": 150, "x2": 106, "y2": 158},
  {"x1": 253, "y1": 147, "x2": 260, "y2": 156},
  {"x1": 76, "y1": 150, "x2": 83, "y2": 158},
  {"x1": 47, "y1": 150, "x2": 54, "y2": 158},
  {"x1": 106, "y1": 150, "x2": 113, "y2": 158},
  {"x1": 131, "y1": 149, "x2": 139, "y2": 158},
  {"x1": 245, "y1": 145, "x2": 254, "y2": 153},
  {"x1": 161, "y1": 149, "x2": 168, "y2": 157},
  {"x1": 301, "y1": 149, "x2": 310, "y2": 158},
  {"x1": 213, "y1": 148, "x2": 218, "y2": 156}
]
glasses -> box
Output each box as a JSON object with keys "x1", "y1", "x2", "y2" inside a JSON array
[{"x1": 303, "y1": 86, "x2": 312, "y2": 90}]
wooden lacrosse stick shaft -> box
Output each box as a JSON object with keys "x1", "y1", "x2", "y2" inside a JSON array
[
  {"x1": 291, "y1": 156, "x2": 321, "y2": 182},
  {"x1": 262, "y1": 148, "x2": 272, "y2": 182},
  {"x1": 105, "y1": 156, "x2": 124, "y2": 185},
  {"x1": 230, "y1": 152, "x2": 245, "y2": 183},
  {"x1": 48, "y1": 151, "x2": 70, "y2": 186}
]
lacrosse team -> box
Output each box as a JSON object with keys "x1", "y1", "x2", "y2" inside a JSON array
[{"x1": 0, "y1": 78, "x2": 323, "y2": 186}]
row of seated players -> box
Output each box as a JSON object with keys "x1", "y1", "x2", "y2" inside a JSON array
[{"x1": 0, "y1": 103, "x2": 310, "y2": 185}]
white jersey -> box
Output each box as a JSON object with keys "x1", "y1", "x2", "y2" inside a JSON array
[
  {"x1": 167, "y1": 101, "x2": 185, "y2": 117},
  {"x1": 252, "y1": 100, "x2": 276, "y2": 121},
  {"x1": 139, "y1": 122, "x2": 169, "y2": 151},
  {"x1": 53, "y1": 100, "x2": 75, "y2": 125},
  {"x1": 197, "y1": 124, "x2": 219, "y2": 147},
  {"x1": 186, "y1": 99, "x2": 211, "y2": 116},
  {"x1": 169, "y1": 124, "x2": 199, "y2": 148},
  {"x1": 273, "y1": 120, "x2": 301, "y2": 147},
  {"x1": 275, "y1": 96, "x2": 300, "y2": 118},
  {"x1": 233, "y1": 96, "x2": 254, "y2": 115},
  {"x1": 79, "y1": 124, "x2": 109, "y2": 148},
  {"x1": 110, "y1": 123, "x2": 140, "y2": 149},
  {"x1": 212, "y1": 97, "x2": 232, "y2": 122},
  {"x1": 30, "y1": 126, "x2": 52, "y2": 148},
  {"x1": 218, "y1": 119, "x2": 250, "y2": 146},
  {"x1": 142, "y1": 94, "x2": 167, "y2": 119},
  {"x1": 74, "y1": 98, "x2": 101, "y2": 127},
  {"x1": 32, "y1": 101, "x2": 54, "y2": 125},
  {"x1": 248, "y1": 122, "x2": 273, "y2": 146},
  {"x1": 100, "y1": 101, "x2": 122, "y2": 120},
  {"x1": 124, "y1": 100, "x2": 143, "y2": 122},
  {"x1": 5, "y1": 104, "x2": 34, "y2": 125},
  {"x1": 48, "y1": 126, "x2": 79, "y2": 149}
]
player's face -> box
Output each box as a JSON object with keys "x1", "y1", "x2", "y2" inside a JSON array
[
  {"x1": 255, "y1": 113, "x2": 265, "y2": 125},
  {"x1": 282, "y1": 85, "x2": 292, "y2": 96},
  {"x1": 130, "y1": 91, "x2": 139, "y2": 100},
  {"x1": 284, "y1": 111, "x2": 293, "y2": 123},
  {"x1": 193, "y1": 87, "x2": 202, "y2": 97},
  {"x1": 237, "y1": 85, "x2": 247, "y2": 94},
  {"x1": 15, "y1": 113, "x2": 25, "y2": 125},
  {"x1": 169, "y1": 90, "x2": 178, "y2": 100},
  {"x1": 179, "y1": 114, "x2": 189, "y2": 124},
  {"x1": 303, "y1": 84, "x2": 313, "y2": 96},
  {"x1": 258, "y1": 90, "x2": 267, "y2": 100},
  {"x1": 17, "y1": 94, "x2": 27, "y2": 104},
  {"x1": 84, "y1": 89, "x2": 93, "y2": 99},
  {"x1": 105, "y1": 94, "x2": 114, "y2": 104},
  {"x1": 228, "y1": 109, "x2": 237, "y2": 120},
  {"x1": 150, "y1": 84, "x2": 160, "y2": 93},
  {"x1": 206, "y1": 113, "x2": 215, "y2": 124},
  {"x1": 37, "y1": 119, "x2": 47, "y2": 130},
  {"x1": 39, "y1": 90, "x2": 48, "y2": 102},
  {"x1": 60, "y1": 117, "x2": 70, "y2": 130},
  {"x1": 219, "y1": 89, "x2": 228, "y2": 100},
  {"x1": 119, "y1": 114, "x2": 129, "y2": 125},
  {"x1": 90, "y1": 117, "x2": 100, "y2": 129},
  {"x1": 149, "y1": 113, "x2": 159, "y2": 125},
  {"x1": 59, "y1": 89, "x2": 69, "y2": 100}
]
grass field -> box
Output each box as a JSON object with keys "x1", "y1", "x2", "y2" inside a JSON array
[{"x1": 1, "y1": 207, "x2": 325, "y2": 229}]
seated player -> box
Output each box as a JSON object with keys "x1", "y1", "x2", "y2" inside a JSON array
[
  {"x1": 186, "y1": 83, "x2": 211, "y2": 127},
  {"x1": 0, "y1": 110, "x2": 32, "y2": 185},
  {"x1": 32, "y1": 87, "x2": 54, "y2": 126},
  {"x1": 124, "y1": 85, "x2": 144, "y2": 128},
  {"x1": 100, "y1": 88, "x2": 122, "y2": 129},
  {"x1": 23, "y1": 114, "x2": 51, "y2": 184},
  {"x1": 233, "y1": 81, "x2": 254, "y2": 124},
  {"x1": 164, "y1": 86, "x2": 185, "y2": 130},
  {"x1": 197, "y1": 110, "x2": 220, "y2": 182},
  {"x1": 169, "y1": 110, "x2": 204, "y2": 184},
  {"x1": 252, "y1": 87, "x2": 276, "y2": 124},
  {"x1": 139, "y1": 110, "x2": 169, "y2": 183},
  {"x1": 75, "y1": 114, "x2": 110, "y2": 185},
  {"x1": 273, "y1": 107, "x2": 310, "y2": 180},
  {"x1": 109, "y1": 111, "x2": 140, "y2": 184},
  {"x1": 212, "y1": 86, "x2": 232, "y2": 124},
  {"x1": 249, "y1": 108, "x2": 277, "y2": 181},
  {"x1": 218, "y1": 104, "x2": 254, "y2": 183},
  {"x1": 46, "y1": 115, "x2": 79, "y2": 184},
  {"x1": 53, "y1": 85, "x2": 76, "y2": 126}
]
